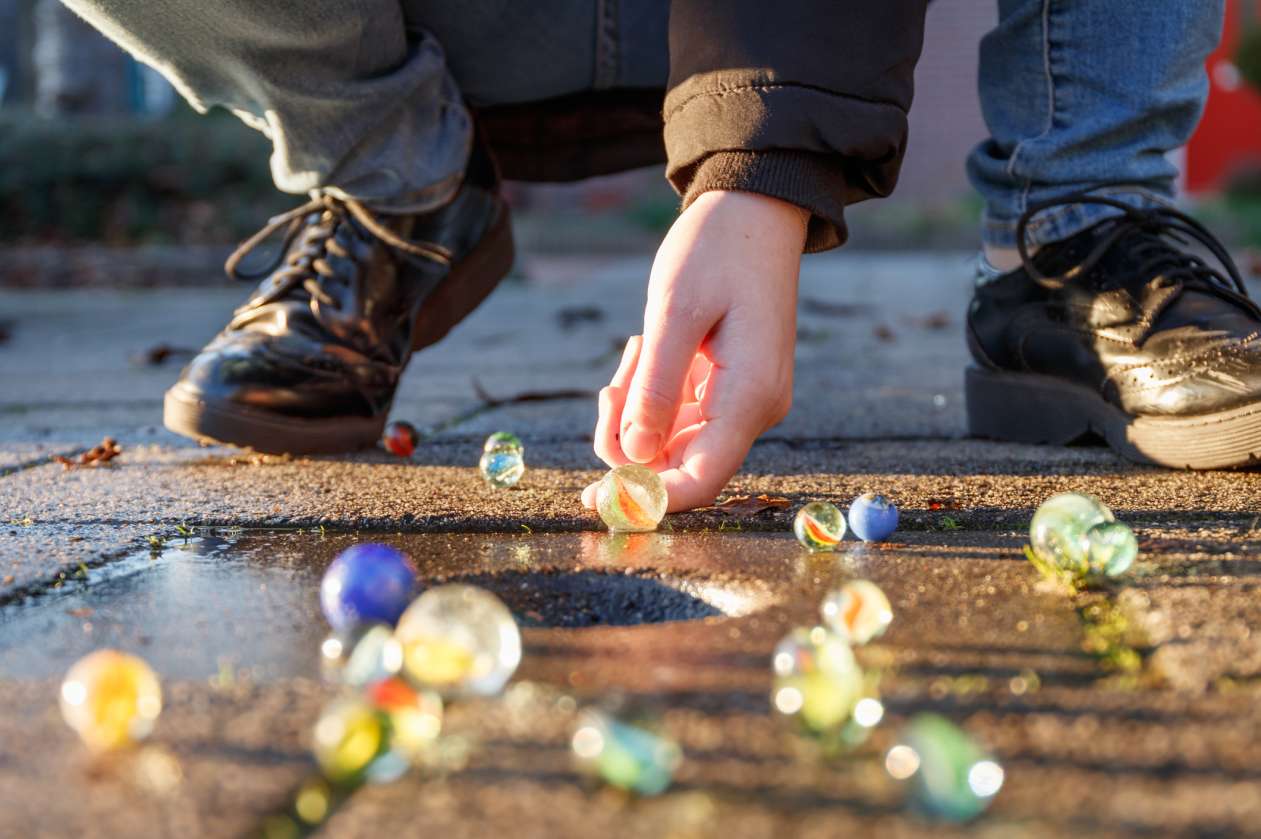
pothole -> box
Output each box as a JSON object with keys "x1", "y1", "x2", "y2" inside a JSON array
[{"x1": 437, "y1": 570, "x2": 759, "y2": 628}]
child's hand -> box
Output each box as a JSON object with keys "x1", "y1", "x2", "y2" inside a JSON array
[{"x1": 582, "y1": 190, "x2": 807, "y2": 512}]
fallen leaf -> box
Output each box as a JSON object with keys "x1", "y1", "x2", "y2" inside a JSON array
[
  {"x1": 67, "y1": 607, "x2": 94, "y2": 618},
  {"x1": 873, "y1": 324, "x2": 897, "y2": 342},
  {"x1": 473, "y1": 379, "x2": 594, "y2": 407},
  {"x1": 1, "y1": 575, "x2": 13, "y2": 585},
  {"x1": 707, "y1": 495, "x2": 792, "y2": 516}
]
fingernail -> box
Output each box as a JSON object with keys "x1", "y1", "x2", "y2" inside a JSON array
[{"x1": 621, "y1": 425, "x2": 662, "y2": 463}]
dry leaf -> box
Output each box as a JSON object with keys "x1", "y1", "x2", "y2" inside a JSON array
[{"x1": 708, "y1": 495, "x2": 792, "y2": 516}]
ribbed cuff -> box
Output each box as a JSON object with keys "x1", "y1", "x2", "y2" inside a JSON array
[{"x1": 678, "y1": 150, "x2": 850, "y2": 252}]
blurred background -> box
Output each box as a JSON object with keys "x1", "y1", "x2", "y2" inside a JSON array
[{"x1": 1, "y1": 0, "x2": 1261, "y2": 285}]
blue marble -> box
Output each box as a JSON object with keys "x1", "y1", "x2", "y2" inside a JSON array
[
  {"x1": 847, "y1": 493, "x2": 899, "y2": 542},
  {"x1": 320, "y1": 544, "x2": 417, "y2": 632}
]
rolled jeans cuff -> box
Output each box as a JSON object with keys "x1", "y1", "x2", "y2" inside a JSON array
[{"x1": 981, "y1": 186, "x2": 1176, "y2": 249}]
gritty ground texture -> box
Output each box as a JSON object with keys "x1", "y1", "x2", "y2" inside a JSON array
[{"x1": 3, "y1": 253, "x2": 1261, "y2": 837}]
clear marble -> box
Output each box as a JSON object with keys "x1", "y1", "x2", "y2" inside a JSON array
[
  {"x1": 793, "y1": 501, "x2": 846, "y2": 551},
  {"x1": 479, "y1": 449, "x2": 525, "y2": 489},
  {"x1": 60, "y1": 650, "x2": 162, "y2": 752},
  {"x1": 1029, "y1": 492, "x2": 1114, "y2": 575},
  {"x1": 320, "y1": 624, "x2": 403, "y2": 687},
  {"x1": 596, "y1": 464, "x2": 668, "y2": 532},
  {"x1": 821, "y1": 580, "x2": 893, "y2": 644},
  {"x1": 1085, "y1": 521, "x2": 1138, "y2": 577},
  {"x1": 395, "y1": 585, "x2": 522, "y2": 697},
  {"x1": 771, "y1": 626, "x2": 862, "y2": 733}
]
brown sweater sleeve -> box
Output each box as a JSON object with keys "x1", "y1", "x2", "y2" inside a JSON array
[{"x1": 664, "y1": 0, "x2": 929, "y2": 252}]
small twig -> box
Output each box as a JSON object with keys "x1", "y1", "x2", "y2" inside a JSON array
[{"x1": 472, "y1": 379, "x2": 594, "y2": 408}]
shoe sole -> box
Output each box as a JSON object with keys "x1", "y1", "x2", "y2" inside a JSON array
[
  {"x1": 966, "y1": 365, "x2": 1261, "y2": 470},
  {"x1": 163, "y1": 203, "x2": 516, "y2": 454}
]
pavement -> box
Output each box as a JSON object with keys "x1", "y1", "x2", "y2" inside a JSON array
[{"x1": 3, "y1": 251, "x2": 1261, "y2": 837}]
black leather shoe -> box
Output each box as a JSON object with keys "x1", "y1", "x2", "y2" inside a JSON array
[
  {"x1": 967, "y1": 194, "x2": 1261, "y2": 469},
  {"x1": 163, "y1": 159, "x2": 513, "y2": 454}
]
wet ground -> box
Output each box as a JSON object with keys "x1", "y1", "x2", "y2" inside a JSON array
[
  {"x1": 4, "y1": 253, "x2": 1261, "y2": 836},
  {"x1": 4, "y1": 524, "x2": 1261, "y2": 837}
]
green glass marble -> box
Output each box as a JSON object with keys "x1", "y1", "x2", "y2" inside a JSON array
[
  {"x1": 1085, "y1": 521, "x2": 1138, "y2": 577},
  {"x1": 571, "y1": 708, "x2": 682, "y2": 796},
  {"x1": 886, "y1": 713, "x2": 1003, "y2": 822},
  {"x1": 771, "y1": 626, "x2": 862, "y2": 733},
  {"x1": 793, "y1": 501, "x2": 846, "y2": 552},
  {"x1": 1029, "y1": 492, "x2": 1114, "y2": 575},
  {"x1": 483, "y1": 431, "x2": 523, "y2": 454}
]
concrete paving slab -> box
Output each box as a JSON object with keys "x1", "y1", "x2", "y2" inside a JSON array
[
  {"x1": 0, "y1": 252, "x2": 977, "y2": 451},
  {"x1": 0, "y1": 523, "x2": 154, "y2": 603},
  {"x1": 3, "y1": 437, "x2": 1260, "y2": 536}
]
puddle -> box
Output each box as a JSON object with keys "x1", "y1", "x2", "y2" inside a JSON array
[{"x1": 0, "y1": 530, "x2": 800, "y2": 679}]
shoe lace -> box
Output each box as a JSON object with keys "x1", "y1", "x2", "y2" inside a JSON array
[
  {"x1": 224, "y1": 194, "x2": 453, "y2": 309},
  {"x1": 1015, "y1": 192, "x2": 1249, "y2": 303}
]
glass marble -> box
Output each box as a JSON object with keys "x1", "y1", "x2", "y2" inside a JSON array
[
  {"x1": 320, "y1": 544, "x2": 417, "y2": 632},
  {"x1": 571, "y1": 708, "x2": 682, "y2": 796},
  {"x1": 60, "y1": 649, "x2": 162, "y2": 752},
  {"x1": 886, "y1": 713, "x2": 1003, "y2": 822},
  {"x1": 847, "y1": 493, "x2": 899, "y2": 542},
  {"x1": 395, "y1": 584, "x2": 522, "y2": 697},
  {"x1": 771, "y1": 626, "x2": 862, "y2": 733},
  {"x1": 821, "y1": 580, "x2": 893, "y2": 644},
  {"x1": 483, "y1": 431, "x2": 524, "y2": 454},
  {"x1": 793, "y1": 501, "x2": 846, "y2": 551},
  {"x1": 381, "y1": 420, "x2": 419, "y2": 458},
  {"x1": 320, "y1": 624, "x2": 403, "y2": 688},
  {"x1": 596, "y1": 464, "x2": 668, "y2": 532},
  {"x1": 1029, "y1": 492, "x2": 1114, "y2": 576},
  {"x1": 312, "y1": 681, "x2": 442, "y2": 785},
  {"x1": 1085, "y1": 521, "x2": 1138, "y2": 577},
  {"x1": 479, "y1": 449, "x2": 525, "y2": 489}
]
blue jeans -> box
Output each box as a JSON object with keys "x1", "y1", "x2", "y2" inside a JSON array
[{"x1": 968, "y1": 0, "x2": 1226, "y2": 249}]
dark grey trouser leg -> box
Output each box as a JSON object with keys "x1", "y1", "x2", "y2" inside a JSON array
[
  {"x1": 58, "y1": 0, "x2": 472, "y2": 210},
  {"x1": 59, "y1": 0, "x2": 669, "y2": 205}
]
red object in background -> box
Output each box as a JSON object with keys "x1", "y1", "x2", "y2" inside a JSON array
[{"x1": 1186, "y1": 0, "x2": 1261, "y2": 193}]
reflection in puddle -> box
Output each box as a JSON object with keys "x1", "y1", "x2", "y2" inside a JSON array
[{"x1": 0, "y1": 530, "x2": 797, "y2": 680}]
